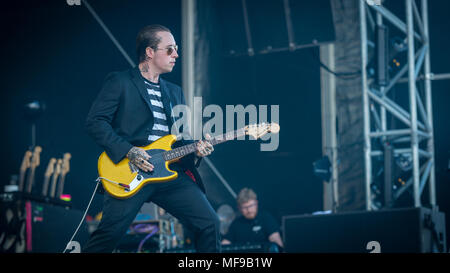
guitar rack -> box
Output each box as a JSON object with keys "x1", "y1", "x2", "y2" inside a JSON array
[{"x1": 0, "y1": 191, "x2": 72, "y2": 209}]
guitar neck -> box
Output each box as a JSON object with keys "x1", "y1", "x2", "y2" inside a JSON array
[
  {"x1": 42, "y1": 176, "x2": 51, "y2": 196},
  {"x1": 19, "y1": 170, "x2": 27, "y2": 191},
  {"x1": 163, "y1": 128, "x2": 246, "y2": 161},
  {"x1": 50, "y1": 174, "x2": 59, "y2": 198},
  {"x1": 57, "y1": 175, "x2": 66, "y2": 197},
  {"x1": 26, "y1": 168, "x2": 36, "y2": 193}
]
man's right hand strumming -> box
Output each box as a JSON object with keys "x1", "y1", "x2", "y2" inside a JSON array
[{"x1": 127, "y1": 147, "x2": 154, "y2": 172}]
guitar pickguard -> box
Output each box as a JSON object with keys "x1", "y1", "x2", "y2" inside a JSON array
[{"x1": 127, "y1": 149, "x2": 176, "y2": 192}]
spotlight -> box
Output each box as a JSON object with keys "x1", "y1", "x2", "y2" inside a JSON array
[
  {"x1": 395, "y1": 154, "x2": 413, "y2": 172},
  {"x1": 23, "y1": 99, "x2": 46, "y2": 122}
]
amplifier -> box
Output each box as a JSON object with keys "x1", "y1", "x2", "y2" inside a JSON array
[
  {"x1": 282, "y1": 207, "x2": 446, "y2": 253},
  {"x1": 0, "y1": 195, "x2": 90, "y2": 253}
]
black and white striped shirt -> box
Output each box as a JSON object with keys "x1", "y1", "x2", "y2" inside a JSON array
[{"x1": 144, "y1": 80, "x2": 170, "y2": 142}]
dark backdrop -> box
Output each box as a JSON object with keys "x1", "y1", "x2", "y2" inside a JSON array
[{"x1": 0, "y1": 0, "x2": 449, "y2": 248}]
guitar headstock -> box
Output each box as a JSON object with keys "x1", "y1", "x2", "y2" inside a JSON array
[
  {"x1": 45, "y1": 158, "x2": 57, "y2": 178},
  {"x1": 245, "y1": 122, "x2": 280, "y2": 140},
  {"x1": 30, "y1": 146, "x2": 42, "y2": 169},
  {"x1": 20, "y1": 150, "x2": 33, "y2": 172},
  {"x1": 61, "y1": 153, "x2": 72, "y2": 176}
]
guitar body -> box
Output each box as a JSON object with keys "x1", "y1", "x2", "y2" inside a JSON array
[{"x1": 98, "y1": 134, "x2": 180, "y2": 199}]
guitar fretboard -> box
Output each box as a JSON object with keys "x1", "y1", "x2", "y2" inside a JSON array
[{"x1": 163, "y1": 128, "x2": 246, "y2": 161}]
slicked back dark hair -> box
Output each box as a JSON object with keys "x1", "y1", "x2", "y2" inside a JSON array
[{"x1": 136, "y1": 24, "x2": 171, "y2": 63}]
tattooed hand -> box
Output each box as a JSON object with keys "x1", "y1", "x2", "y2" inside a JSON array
[
  {"x1": 196, "y1": 134, "x2": 214, "y2": 157},
  {"x1": 127, "y1": 147, "x2": 154, "y2": 172}
]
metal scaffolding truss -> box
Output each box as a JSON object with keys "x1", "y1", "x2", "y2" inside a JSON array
[{"x1": 360, "y1": 0, "x2": 437, "y2": 210}]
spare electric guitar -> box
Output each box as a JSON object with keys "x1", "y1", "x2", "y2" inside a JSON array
[
  {"x1": 49, "y1": 159, "x2": 62, "y2": 198},
  {"x1": 42, "y1": 158, "x2": 56, "y2": 197},
  {"x1": 26, "y1": 146, "x2": 42, "y2": 193},
  {"x1": 57, "y1": 153, "x2": 71, "y2": 198},
  {"x1": 19, "y1": 150, "x2": 33, "y2": 191},
  {"x1": 98, "y1": 122, "x2": 280, "y2": 199}
]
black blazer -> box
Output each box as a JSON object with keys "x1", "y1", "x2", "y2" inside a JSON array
[{"x1": 85, "y1": 66, "x2": 205, "y2": 192}]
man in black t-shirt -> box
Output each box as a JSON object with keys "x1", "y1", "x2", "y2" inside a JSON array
[{"x1": 221, "y1": 188, "x2": 284, "y2": 249}]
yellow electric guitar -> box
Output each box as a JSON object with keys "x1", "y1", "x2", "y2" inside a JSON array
[{"x1": 98, "y1": 122, "x2": 280, "y2": 199}]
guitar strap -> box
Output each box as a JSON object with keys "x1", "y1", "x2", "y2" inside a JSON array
[{"x1": 184, "y1": 170, "x2": 196, "y2": 183}]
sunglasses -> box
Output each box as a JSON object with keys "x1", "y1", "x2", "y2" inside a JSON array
[{"x1": 154, "y1": 45, "x2": 178, "y2": 55}]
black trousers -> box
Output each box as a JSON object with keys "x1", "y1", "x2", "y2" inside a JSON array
[{"x1": 82, "y1": 171, "x2": 221, "y2": 253}]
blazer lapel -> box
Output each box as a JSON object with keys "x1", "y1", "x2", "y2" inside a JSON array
[
  {"x1": 130, "y1": 67, "x2": 175, "y2": 128},
  {"x1": 130, "y1": 67, "x2": 155, "y2": 118},
  {"x1": 159, "y1": 78, "x2": 176, "y2": 128}
]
